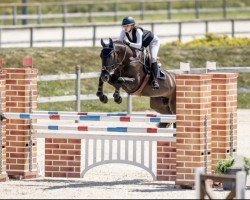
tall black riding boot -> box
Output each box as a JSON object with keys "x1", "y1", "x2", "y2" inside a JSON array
[{"x1": 151, "y1": 62, "x2": 159, "y2": 89}]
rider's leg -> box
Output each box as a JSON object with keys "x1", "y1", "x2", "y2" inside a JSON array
[{"x1": 149, "y1": 36, "x2": 160, "y2": 89}]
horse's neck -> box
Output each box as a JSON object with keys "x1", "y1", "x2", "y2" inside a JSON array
[{"x1": 114, "y1": 43, "x2": 145, "y2": 77}]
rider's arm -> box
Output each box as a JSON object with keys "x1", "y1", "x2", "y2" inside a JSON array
[
  {"x1": 128, "y1": 28, "x2": 143, "y2": 49},
  {"x1": 118, "y1": 30, "x2": 126, "y2": 41}
]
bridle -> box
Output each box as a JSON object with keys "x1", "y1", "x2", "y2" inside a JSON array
[{"x1": 101, "y1": 43, "x2": 127, "y2": 73}]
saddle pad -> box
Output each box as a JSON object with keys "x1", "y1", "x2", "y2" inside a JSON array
[{"x1": 157, "y1": 68, "x2": 166, "y2": 80}]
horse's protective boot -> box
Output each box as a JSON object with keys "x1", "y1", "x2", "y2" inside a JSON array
[{"x1": 151, "y1": 62, "x2": 160, "y2": 89}]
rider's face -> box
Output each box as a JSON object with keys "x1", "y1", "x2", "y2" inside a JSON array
[{"x1": 122, "y1": 25, "x2": 133, "y2": 33}]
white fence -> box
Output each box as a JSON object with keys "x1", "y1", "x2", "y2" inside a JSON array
[
  {"x1": 1, "y1": 19, "x2": 250, "y2": 48},
  {"x1": 1, "y1": 0, "x2": 250, "y2": 25},
  {"x1": 37, "y1": 66, "x2": 250, "y2": 112}
]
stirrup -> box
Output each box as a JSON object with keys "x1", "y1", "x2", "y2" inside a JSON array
[{"x1": 152, "y1": 80, "x2": 159, "y2": 89}]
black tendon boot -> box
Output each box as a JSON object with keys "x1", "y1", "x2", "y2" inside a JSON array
[{"x1": 151, "y1": 62, "x2": 160, "y2": 89}]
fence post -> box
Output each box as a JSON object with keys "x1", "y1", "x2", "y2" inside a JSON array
[
  {"x1": 22, "y1": 0, "x2": 28, "y2": 25},
  {"x1": 151, "y1": 23, "x2": 154, "y2": 34},
  {"x1": 231, "y1": 19, "x2": 235, "y2": 38},
  {"x1": 140, "y1": 2, "x2": 145, "y2": 21},
  {"x1": 88, "y1": 3, "x2": 92, "y2": 23},
  {"x1": 113, "y1": 3, "x2": 117, "y2": 22},
  {"x1": 62, "y1": 4, "x2": 67, "y2": 24},
  {"x1": 93, "y1": 25, "x2": 96, "y2": 47},
  {"x1": 62, "y1": 26, "x2": 66, "y2": 47},
  {"x1": 30, "y1": 27, "x2": 33, "y2": 47},
  {"x1": 223, "y1": 0, "x2": 227, "y2": 19},
  {"x1": 178, "y1": 22, "x2": 182, "y2": 42},
  {"x1": 195, "y1": 0, "x2": 200, "y2": 19},
  {"x1": 167, "y1": 1, "x2": 172, "y2": 20},
  {"x1": 37, "y1": 5, "x2": 42, "y2": 24},
  {"x1": 75, "y1": 66, "x2": 81, "y2": 112},
  {"x1": 205, "y1": 20, "x2": 209, "y2": 34},
  {"x1": 127, "y1": 94, "x2": 132, "y2": 114},
  {"x1": 13, "y1": 6, "x2": 17, "y2": 25}
]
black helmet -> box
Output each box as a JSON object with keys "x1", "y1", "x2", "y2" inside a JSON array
[{"x1": 122, "y1": 16, "x2": 135, "y2": 26}]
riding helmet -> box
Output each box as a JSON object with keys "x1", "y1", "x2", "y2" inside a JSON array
[{"x1": 122, "y1": 16, "x2": 135, "y2": 26}]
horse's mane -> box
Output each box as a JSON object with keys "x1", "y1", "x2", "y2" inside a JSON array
[
  {"x1": 113, "y1": 40, "x2": 126, "y2": 46},
  {"x1": 114, "y1": 40, "x2": 140, "y2": 59},
  {"x1": 113, "y1": 40, "x2": 124, "y2": 44}
]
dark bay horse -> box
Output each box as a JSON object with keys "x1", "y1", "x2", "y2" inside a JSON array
[{"x1": 96, "y1": 38, "x2": 176, "y2": 127}]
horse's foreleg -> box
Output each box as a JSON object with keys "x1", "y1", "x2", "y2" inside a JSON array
[
  {"x1": 113, "y1": 88, "x2": 122, "y2": 104},
  {"x1": 96, "y1": 76, "x2": 108, "y2": 103},
  {"x1": 113, "y1": 77, "x2": 135, "y2": 104}
]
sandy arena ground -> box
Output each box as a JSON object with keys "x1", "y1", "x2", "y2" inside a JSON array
[{"x1": 0, "y1": 109, "x2": 249, "y2": 199}]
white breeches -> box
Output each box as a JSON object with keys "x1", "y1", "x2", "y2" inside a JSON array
[{"x1": 149, "y1": 35, "x2": 160, "y2": 63}]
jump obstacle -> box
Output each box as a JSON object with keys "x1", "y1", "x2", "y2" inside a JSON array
[
  {"x1": 2, "y1": 112, "x2": 176, "y2": 181},
  {"x1": 0, "y1": 59, "x2": 238, "y2": 188}
]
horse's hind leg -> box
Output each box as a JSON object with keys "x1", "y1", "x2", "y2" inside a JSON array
[
  {"x1": 150, "y1": 97, "x2": 173, "y2": 128},
  {"x1": 113, "y1": 89, "x2": 122, "y2": 104},
  {"x1": 168, "y1": 94, "x2": 176, "y2": 128}
]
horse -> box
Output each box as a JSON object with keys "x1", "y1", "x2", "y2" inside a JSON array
[{"x1": 96, "y1": 38, "x2": 176, "y2": 128}]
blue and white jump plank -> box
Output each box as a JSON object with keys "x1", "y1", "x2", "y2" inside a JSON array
[{"x1": 3, "y1": 113, "x2": 176, "y2": 123}]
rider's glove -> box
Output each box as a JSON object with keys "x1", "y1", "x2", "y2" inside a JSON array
[{"x1": 123, "y1": 39, "x2": 130, "y2": 46}]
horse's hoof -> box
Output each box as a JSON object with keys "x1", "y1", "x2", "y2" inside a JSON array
[
  {"x1": 100, "y1": 95, "x2": 108, "y2": 103},
  {"x1": 157, "y1": 122, "x2": 172, "y2": 128},
  {"x1": 113, "y1": 93, "x2": 119, "y2": 99},
  {"x1": 114, "y1": 97, "x2": 122, "y2": 104},
  {"x1": 96, "y1": 91, "x2": 103, "y2": 97},
  {"x1": 173, "y1": 123, "x2": 176, "y2": 129}
]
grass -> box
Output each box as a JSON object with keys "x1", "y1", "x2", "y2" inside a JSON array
[
  {"x1": 38, "y1": 96, "x2": 151, "y2": 112},
  {"x1": 1, "y1": 45, "x2": 249, "y2": 73}
]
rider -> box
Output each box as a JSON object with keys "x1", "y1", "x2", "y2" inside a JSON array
[{"x1": 118, "y1": 16, "x2": 160, "y2": 89}]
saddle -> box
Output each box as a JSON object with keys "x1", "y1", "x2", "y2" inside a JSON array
[
  {"x1": 130, "y1": 48, "x2": 166, "y2": 80},
  {"x1": 129, "y1": 48, "x2": 166, "y2": 96}
]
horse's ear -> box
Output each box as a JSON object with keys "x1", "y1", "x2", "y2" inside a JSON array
[
  {"x1": 101, "y1": 38, "x2": 106, "y2": 47},
  {"x1": 109, "y1": 38, "x2": 113, "y2": 48}
]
